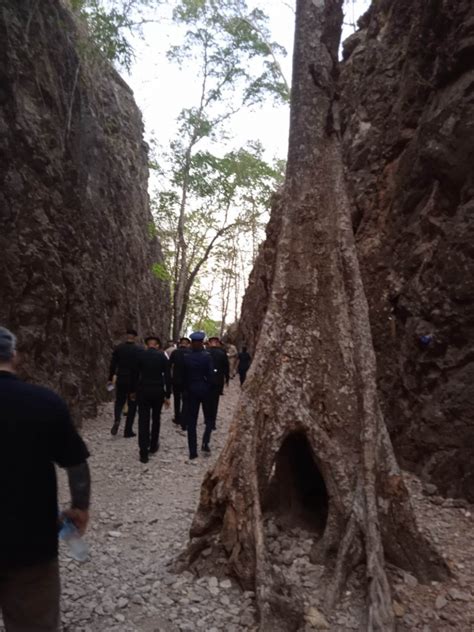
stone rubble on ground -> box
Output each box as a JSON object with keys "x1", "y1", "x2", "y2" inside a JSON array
[{"x1": 261, "y1": 476, "x2": 474, "y2": 631}]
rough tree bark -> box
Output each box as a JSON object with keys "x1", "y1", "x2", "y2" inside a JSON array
[{"x1": 185, "y1": 1, "x2": 449, "y2": 630}]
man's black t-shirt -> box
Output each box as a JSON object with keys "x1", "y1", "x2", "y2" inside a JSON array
[
  {"x1": 238, "y1": 351, "x2": 252, "y2": 372},
  {"x1": 134, "y1": 349, "x2": 172, "y2": 399},
  {"x1": 108, "y1": 341, "x2": 141, "y2": 386},
  {"x1": 0, "y1": 371, "x2": 89, "y2": 569},
  {"x1": 169, "y1": 347, "x2": 189, "y2": 387}
]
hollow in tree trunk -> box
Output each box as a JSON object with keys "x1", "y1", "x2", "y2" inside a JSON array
[{"x1": 184, "y1": 1, "x2": 449, "y2": 630}]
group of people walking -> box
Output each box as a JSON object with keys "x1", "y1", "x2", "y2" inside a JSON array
[
  {"x1": 0, "y1": 323, "x2": 251, "y2": 631},
  {"x1": 108, "y1": 328, "x2": 252, "y2": 464}
]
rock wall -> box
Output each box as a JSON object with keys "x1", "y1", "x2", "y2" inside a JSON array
[
  {"x1": 0, "y1": 0, "x2": 170, "y2": 421},
  {"x1": 340, "y1": 0, "x2": 474, "y2": 500},
  {"x1": 237, "y1": 193, "x2": 282, "y2": 352},
  {"x1": 238, "y1": 0, "x2": 474, "y2": 499}
]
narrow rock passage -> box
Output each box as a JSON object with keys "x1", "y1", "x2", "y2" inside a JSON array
[{"x1": 56, "y1": 380, "x2": 256, "y2": 632}]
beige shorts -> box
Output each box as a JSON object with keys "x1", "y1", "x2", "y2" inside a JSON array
[{"x1": 0, "y1": 559, "x2": 60, "y2": 632}]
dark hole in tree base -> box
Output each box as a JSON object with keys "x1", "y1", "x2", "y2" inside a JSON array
[{"x1": 264, "y1": 432, "x2": 329, "y2": 533}]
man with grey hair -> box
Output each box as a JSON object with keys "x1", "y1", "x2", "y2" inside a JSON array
[{"x1": 0, "y1": 326, "x2": 91, "y2": 632}]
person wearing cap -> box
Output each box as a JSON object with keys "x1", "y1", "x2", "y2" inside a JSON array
[
  {"x1": 108, "y1": 328, "x2": 141, "y2": 438},
  {"x1": 207, "y1": 336, "x2": 230, "y2": 431},
  {"x1": 169, "y1": 337, "x2": 191, "y2": 430},
  {"x1": 0, "y1": 326, "x2": 91, "y2": 632},
  {"x1": 131, "y1": 335, "x2": 171, "y2": 464},
  {"x1": 182, "y1": 331, "x2": 214, "y2": 460}
]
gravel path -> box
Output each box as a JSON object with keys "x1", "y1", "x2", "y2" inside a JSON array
[
  {"x1": 2, "y1": 377, "x2": 473, "y2": 632},
  {"x1": 56, "y1": 379, "x2": 255, "y2": 632}
]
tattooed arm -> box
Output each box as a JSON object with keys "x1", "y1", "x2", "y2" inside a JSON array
[{"x1": 64, "y1": 462, "x2": 91, "y2": 535}]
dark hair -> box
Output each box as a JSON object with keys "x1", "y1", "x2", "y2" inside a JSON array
[
  {"x1": 208, "y1": 336, "x2": 220, "y2": 342},
  {"x1": 179, "y1": 337, "x2": 190, "y2": 343},
  {"x1": 145, "y1": 335, "x2": 161, "y2": 344},
  {"x1": 126, "y1": 328, "x2": 138, "y2": 336},
  {"x1": 242, "y1": 346, "x2": 247, "y2": 352}
]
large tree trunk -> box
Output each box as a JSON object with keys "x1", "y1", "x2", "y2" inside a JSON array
[{"x1": 184, "y1": 1, "x2": 449, "y2": 630}]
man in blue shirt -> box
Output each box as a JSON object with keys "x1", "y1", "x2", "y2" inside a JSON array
[
  {"x1": 0, "y1": 327, "x2": 90, "y2": 632},
  {"x1": 182, "y1": 331, "x2": 214, "y2": 461}
]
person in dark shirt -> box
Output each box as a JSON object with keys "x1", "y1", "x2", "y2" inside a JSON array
[
  {"x1": 207, "y1": 337, "x2": 229, "y2": 431},
  {"x1": 131, "y1": 335, "x2": 171, "y2": 464},
  {"x1": 108, "y1": 328, "x2": 141, "y2": 438},
  {"x1": 0, "y1": 327, "x2": 90, "y2": 632},
  {"x1": 237, "y1": 346, "x2": 252, "y2": 385},
  {"x1": 169, "y1": 337, "x2": 190, "y2": 430},
  {"x1": 182, "y1": 331, "x2": 214, "y2": 461}
]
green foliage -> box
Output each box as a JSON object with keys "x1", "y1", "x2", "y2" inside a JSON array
[
  {"x1": 170, "y1": 0, "x2": 289, "y2": 110},
  {"x1": 153, "y1": 138, "x2": 284, "y2": 334},
  {"x1": 154, "y1": 142, "x2": 283, "y2": 270},
  {"x1": 151, "y1": 261, "x2": 171, "y2": 282},
  {"x1": 70, "y1": 0, "x2": 158, "y2": 70},
  {"x1": 147, "y1": 221, "x2": 158, "y2": 239},
  {"x1": 192, "y1": 316, "x2": 221, "y2": 338}
]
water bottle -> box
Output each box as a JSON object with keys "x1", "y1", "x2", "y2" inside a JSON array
[{"x1": 59, "y1": 517, "x2": 89, "y2": 562}]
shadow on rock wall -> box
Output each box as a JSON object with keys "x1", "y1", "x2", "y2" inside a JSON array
[{"x1": 0, "y1": 0, "x2": 170, "y2": 422}]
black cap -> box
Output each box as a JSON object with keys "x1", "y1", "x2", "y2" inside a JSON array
[{"x1": 126, "y1": 328, "x2": 138, "y2": 336}]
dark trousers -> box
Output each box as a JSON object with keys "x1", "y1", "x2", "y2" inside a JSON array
[
  {"x1": 207, "y1": 384, "x2": 221, "y2": 430},
  {"x1": 0, "y1": 558, "x2": 60, "y2": 631},
  {"x1": 184, "y1": 390, "x2": 213, "y2": 458},
  {"x1": 239, "y1": 369, "x2": 248, "y2": 385},
  {"x1": 173, "y1": 384, "x2": 185, "y2": 427},
  {"x1": 138, "y1": 393, "x2": 164, "y2": 455},
  {"x1": 114, "y1": 382, "x2": 137, "y2": 434}
]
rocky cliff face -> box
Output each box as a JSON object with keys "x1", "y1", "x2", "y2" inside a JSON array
[
  {"x1": 0, "y1": 0, "x2": 170, "y2": 420},
  {"x1": 237, "y1": 194, "x2": 282, "y2": 351},
  {"x1": 340, "y1": 0, "x2": 474, "y2": 500},
  {"x1": 238, "y1": 0, "x2": 474, "y2": 499}
]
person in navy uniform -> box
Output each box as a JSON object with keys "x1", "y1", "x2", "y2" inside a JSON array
[
  {"x1": 108, "y1": 328, "x2": 141, "y2": 437},
  {"x1": 131, "y1": 335, "x2": 171, "y2": 464},
  {"x1": 207, "y1": 336, "x2": 229, "y2": 430},
  {"x1": 182, "y1": 331, "x2": 214, "y2": 461},
  {"x1": 169, "y1": 337, "x2": 191, "y2": 430}
]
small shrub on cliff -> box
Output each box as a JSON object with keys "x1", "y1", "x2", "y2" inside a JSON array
[{"x1": 70, "y1": 0, "x2": 157, "y2": 70}]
